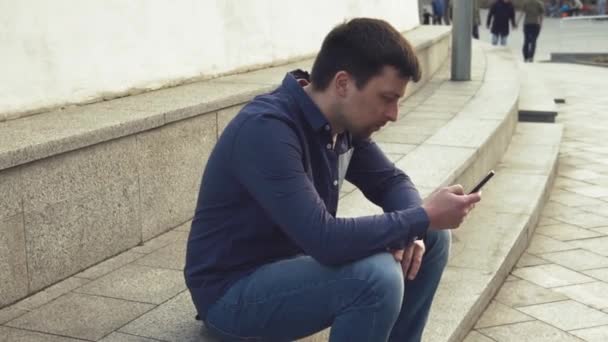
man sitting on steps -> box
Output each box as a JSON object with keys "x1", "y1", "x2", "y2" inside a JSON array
[{"x1": 185, "y1": 17, "x2": 481, "y2": 342}]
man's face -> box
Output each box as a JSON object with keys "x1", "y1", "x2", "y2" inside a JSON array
[{"x1": 339, "y1": 66, "x2": 408, "y2": 139}]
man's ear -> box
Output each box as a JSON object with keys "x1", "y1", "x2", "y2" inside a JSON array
[{"x1": 334, "y1": 71, "x2": 351, "y2": 98}]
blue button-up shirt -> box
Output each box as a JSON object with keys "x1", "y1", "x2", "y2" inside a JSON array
[{"x1": 185, "y1": 72, "x2": 429, "y2": 319}]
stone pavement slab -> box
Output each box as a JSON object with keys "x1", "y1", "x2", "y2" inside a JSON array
[
  {"x1": 75, "y1": 265, "x2": 185, "y2": 305},
  {"x1": 570, "y1": 325, "x2": 608, "y2": 342},
  {"x1": 516, "y1": 253, "x2": 550, "y2": 268},
  {"x1": 470, "y1": 61, "x2": 608, "y2": 341},
  {"x1": 478, "y1": 321, "x2": 584, "y2": 342},
  {"x1": 494, "y1": 280, "x2": 568, "y2": 308},
  {"x1": 553, "y1": 282, "x2": 608, "y2": 310},
  {"x1": 0, "y1": 326, "x2": 85, "y2": 341},
  {"x1": 512, "y1": 264, "x2": 595, "y2": 288},
  {"x1": 474, "y1": 301, "x2": 533, "y2": 329},
  {"x1": 584, "y1": 268, "x2": 608, "y2": 282},
  {"x1": 6, "y1": 293, "x2": 154, "y2": 341},
  {"x1": 538, "y1": 249, "x2": 608, "y2": 270},
  {"x1": 517, "y1": 300, "x2": 608, "y2": 331},
  {"x1": 118, "y1": 291, "x2": 216, "y2": 342},
  {"x1": 462, "y1": 330, "x2": 495, "y2": 342},
  {"x1": 536, "y1": 223, "x2": 602, "y2": 241}
]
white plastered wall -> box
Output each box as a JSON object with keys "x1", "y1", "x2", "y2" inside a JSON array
[{"x1": 0, "y1": 0, "x2": 420, "y2": 118}]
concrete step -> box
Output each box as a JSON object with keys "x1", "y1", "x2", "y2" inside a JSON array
[
  {"x1": 518, "y1": 63, "x2": 559, "y2": 123},
  {"x1": 422, "y1": 122, "x2": 563, "y2": 342}
]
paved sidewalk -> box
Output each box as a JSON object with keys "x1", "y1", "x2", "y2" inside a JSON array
[{"x1": 466, "y1": 63, "x2": 608, "y2": 342}]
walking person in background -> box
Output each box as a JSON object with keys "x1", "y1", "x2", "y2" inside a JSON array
[
  {"x1": 598, "y1": 0, "x2": 607, "y2": 15},
  {"x1": 518, "y1": 0, "x2": 545, "y2": 62},
  {"x1": 572, "y1": 0, "x2": 583, "y2": 15},
  {"x1": 473, "y1": 0, "x2": 482, "y2": 39},
  {"x1": 432, "y1": 0, "x2": 444, "y2": 25},
  {"x1": 487, "y1": 0, "x2": 517, "y2": 46}
]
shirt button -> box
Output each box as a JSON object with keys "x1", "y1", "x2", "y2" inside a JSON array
[
  {"x1": 333, "y1": 180, "x2": 338, "y2": 186},
  {"x1": 326, "y1": 143, "x2": 332, "y2": 150},
  {"x1": 324, "y1": 124, "x2": 330, "y2": 131}
]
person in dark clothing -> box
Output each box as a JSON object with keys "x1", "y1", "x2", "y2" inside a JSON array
[
  {"x1": 487, "y1": 0, "x2": 517, "y2": 46},
  {"x1": 518, "y1": 0, "x2": 545, "y2": 62},
  {"x1": 185, "y1": 17, "x2": 481, "y2": 342},
  {"x1": 432, "y1": 0, "x2": 445, "y2": 24}
]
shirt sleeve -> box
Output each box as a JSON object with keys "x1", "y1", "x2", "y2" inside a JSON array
[
  {"x1": 346, "y1": 138, "x2": 426, "y2": 248},
  {"x1": 231, "y1": 114, "x2": 429, "y2": 265}
]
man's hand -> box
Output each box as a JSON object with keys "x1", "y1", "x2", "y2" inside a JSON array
[
  {"x1": 422, "y1": 184, "x2": 481, "y2": 230},
  {"x1": 391, "y1": 240, "x2": 426, "y2": 280}
]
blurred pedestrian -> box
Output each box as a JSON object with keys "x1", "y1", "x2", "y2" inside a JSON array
[{"x1": 487, "y1": 0, "x2": 517, "y2": 46}]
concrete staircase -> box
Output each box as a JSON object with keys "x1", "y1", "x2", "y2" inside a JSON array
[{"x1": 0, "y1": 27, "x2": 564, "y2": 342}]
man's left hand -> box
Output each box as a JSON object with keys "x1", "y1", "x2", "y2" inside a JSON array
[{"x1": 391, "y1": 239, "x2": 426, "y2": 280}]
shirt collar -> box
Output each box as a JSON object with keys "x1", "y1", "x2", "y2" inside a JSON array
[{"x1": 281, "y1": 73, "x2": 330, "y2": 132}]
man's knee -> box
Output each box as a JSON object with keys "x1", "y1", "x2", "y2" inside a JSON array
[{"x1": 349, "y1": 253, "x2": 405, "y2": 308}]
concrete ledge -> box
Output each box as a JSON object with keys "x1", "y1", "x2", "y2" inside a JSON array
[
  {"x1": 0, "y1": 25, "x2": 452, "y2": 308},
  {"x1": 424, "y1": 123, "x2": 562, "y2": 342},
  {"x1": 518, "y1": 63, "x2": 559, "y2": 123}
]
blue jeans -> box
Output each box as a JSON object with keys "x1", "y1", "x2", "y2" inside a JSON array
[
  {"x1": 204, "y1": 229, "x2": 451, "y2": 342},
  {"x1": 491, "y1": 34, "x2": 508, "y2": 46}
]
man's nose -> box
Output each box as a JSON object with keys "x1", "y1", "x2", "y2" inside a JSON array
[{"x1": 386, "y1": 102, "x2": 399, "y2": 122}]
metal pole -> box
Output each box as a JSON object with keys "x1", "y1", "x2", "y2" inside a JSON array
[{"x1": 451, "y1": 0, "x2": 473, "y2": 81}]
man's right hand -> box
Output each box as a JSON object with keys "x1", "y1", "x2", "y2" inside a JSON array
[{"x1": 421, "y1": 185, "x2": 481, "y2": 230}]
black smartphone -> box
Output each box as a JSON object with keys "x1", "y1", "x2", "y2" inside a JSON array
[{"x1": 468, "y1": 170, "x2": 495, "y2": 194}]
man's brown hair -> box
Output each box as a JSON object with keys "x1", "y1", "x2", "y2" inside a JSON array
[{"x1": 310, "y1": 18, "x2": 421, "y2": 91}]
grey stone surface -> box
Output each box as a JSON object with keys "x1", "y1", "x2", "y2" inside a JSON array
[
  {"x1": 426, "y1": 118, "x2": 501, "y2": 148},
  {"x1": 75, "y1": 265, "x2": 185, "y2": 304},
  {"x1": 450, "y1": 211, "x2": 528, "y2": 271},
  {"x1": 131, "y1": 229, "x2": 188, "y2": 254},
  {"x1": 554, "y1": 282, "x2": 608, "y2": 310},
  {"x1": 135, "y1": 240, "x2": 186, "y2": 270},
  {"x1": 395, "y1": 145, "x2": 476, "y2": 189},
  {"x1": 516, "y1": 253, "x2": 550, "y2": 268},
  {"x1": 570, "y1": 325, "x2": 608, "y2": 342},
  {"x1": 137, "y1": 113, "x2": 216, "y2": 241},
  {"x1": 584, "y1": 268, "x2": 608, "y2": 282},
  {"x1": 512, "y1": 264, "x2": 594, "y2": 288},
  {"x1": 6, "y1": 293, "x2": 154, "y2": 341},
  {"x1": 422, "y1": 266, "x2": 493, "y2": 342},
  {"x1": 0, "y1": 306, "x2": 27, "y2": 324},
  {"x1": 539, "y1": 249, "x2": 608, "y2": 271},
  {"x1": 0, "y1": 214, "x2": 28, "y2": 307},
  {"x1": 479, "y1": 321, "x2": 583, "y2": 342},
  {"x1": 518, "y1": 300, "x2": 608, "y2": 331},
  {"x1": 495, "y1": 280, "x2": 568, "y2": 308},
  {"x1": 119, "y1": 291, "x2": 217, "y2": 342},
  {"x1": 474, "y1": 301, "x2": 533, "y2": 329},
  {"x1": 214, "y1": 59, "x2": 314, "y2": 86},
  {"x1": 372, "y1": 126, "x2": 431, "y2": 145},
  {"x1": 536, "y1": 223, "x2": 602, "y2": 241},
  {"x1": 75, "y1": 250, "x2": 145, "y2": 280},
  {"x1": 0, "y1": 166, "x2": 22, "y2": 219},
  {"x1": 21, "y1": 136, "x2": 141, "y2": 292},
  {"x1": 570, "y1": 236, "x2": 608, "y2": 256},
  {"x1": 336, "y1": 190, "x2": 382, "y2": 218},
  {"x1": 0, "y1": 326, "x2": 84, "y2": 341},
  {"x1": 498, "y1": 143, "x2": 560, "y2": 175},
  {"x1": 0, "y1": 103, "x2": 165, "y2": 172},
  {"x1": 376, "y1": 142, "x2": 418, "y2": 155},
  {"x1": 14, "y1": 277, "x2": 89, "y2": 311},
  {"x1": 476, "y1": 172, "x2": 549, "y2": 216},
  {"x1": 553, "y1": 211, "x2": 608, "y2": 229},
  {"x1": 462, "y1": 331, "x2": 495, "y2": 342},
  {"x1": 526, "y1": 234, "x2": 577, "y2": 255},
  {"x1": 100, "y1": 332, "x2": 160, "y2": 342}
]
